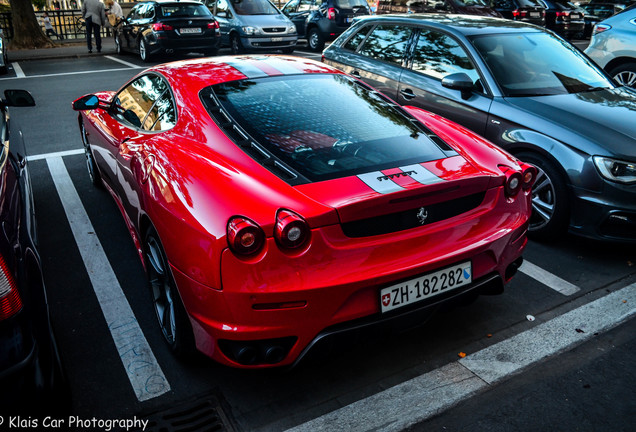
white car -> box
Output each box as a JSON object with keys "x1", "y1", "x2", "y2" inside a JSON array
[{"x1": 585, "y1": 4, "x2": 636, "y2": 88}]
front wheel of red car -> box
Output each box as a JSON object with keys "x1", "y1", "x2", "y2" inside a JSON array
[
  {"x1": 80, "y1": 118, "x2": 101, "y2": 188},
  {"x1": 145, "y1": 228, "x2": 195, "y2": 357},
  {"x1": 516, "y1": 152, "x2": 569, "y2": 241}
]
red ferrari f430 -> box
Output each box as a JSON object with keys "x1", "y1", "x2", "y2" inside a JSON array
[{"x1": 73, "y1": 56, "x2": 535, "y2": 368}]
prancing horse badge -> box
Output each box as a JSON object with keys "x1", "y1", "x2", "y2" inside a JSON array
[{"x1": 417, "y1": 207, "x2": 428, "y2": 225}]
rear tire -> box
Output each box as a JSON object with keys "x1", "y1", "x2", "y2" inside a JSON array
[
  {"x1": 608, "y1": 62, "x2": 636, "y2": 89},
  {"x1": 144, "y1": 227, "x2": 196, "y2": 358},
  {"x1": 139, "y1": 38, "x2": 151, "y2": 62},
  {"x1": 79, "y1": 118, "x2": 102, "y2": 188},
  {"x1": 516, "y1": 152, "x2": 569, "y2": 241},
  {"x1": 307, "y1": 27, "x2": 324, "y2": 52},
  {"x1": 230, "y1": 33, "x2": 244, "y2": 54}
]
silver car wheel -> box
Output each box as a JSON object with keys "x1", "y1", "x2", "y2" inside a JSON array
[
  {"x1": 614, "y1": 70, "x2": 636, "y2": 88},
  {"x1": 529, "y1": 166, "x2": 556, "y2": 230}
]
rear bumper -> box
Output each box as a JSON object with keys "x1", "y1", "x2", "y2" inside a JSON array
[
  {"x1": 149, "y1": 34, "x2": 221, "y2": 54},
  {"x1": 174, "y1": 187, "x2": 531, "y2": 368}
]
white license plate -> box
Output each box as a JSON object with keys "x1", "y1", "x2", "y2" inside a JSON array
[
  {"x1": 570, "y1": 13, "x2": 580, "y2": 18},
  {"x1": 380, "y1": 262, "x2": 472, "y2": 313},
  {"x1": 180, "y1": 28, "x2": 202, "y2": 34},
  {"x1": 271, "y1": 37, "x2": 283, "y2": 42},
  {"x1": 346, "y1": 17, "x2": 353, "y2": 23},
  {"x1": 530, "y1": 11, "x2": 540, "y2": 17}
]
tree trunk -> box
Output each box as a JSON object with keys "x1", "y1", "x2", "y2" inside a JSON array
[{"x1": 8, "y1": 0, "x2": 55, "y2": 49}]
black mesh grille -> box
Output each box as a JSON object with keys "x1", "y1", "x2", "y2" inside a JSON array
[
  {"x1": 262, "y1": 27, "x2": 286, "y2": 33},
  {"x1": 341, "y1": 192, "x2": 486, "y2": 238}
]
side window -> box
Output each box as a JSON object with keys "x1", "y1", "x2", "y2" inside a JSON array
[
  {"x1": 298, "y1": 0, "x2": 314, "y2": 12},
  {"x1": 411, "y1": 29, "x2": 480, "y2": 84},
  {"x1": 357, "y1": 25, "x2": 412, "y2": 66},
  {"x1": 216, "y1": 0, "x2": 229, "y2": 15},
  {"x1": 114, "y1": 75, "x2": 175, "y2": 131},
  {"x1": 141, "y1": 4, "x2": 155, "y2": 19},
  {"x1": 127, "y1": 5, "x2": 141, "y2": 20},
  {"x1": 283, "y1": 0, "x2": 300, "y2": 12},
  {"x1": 343, "y1": 24, "x2": 372, "y2": 51}
]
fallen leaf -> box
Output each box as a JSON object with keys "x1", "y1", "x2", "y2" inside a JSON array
[
  {"x1": 487, "y1": 333, "x2": 493, "y2": 338},
  {"x1": 575, "y1": 328, "x2": 585, "y2": 333},
  {"x1": 623, "y1": 300, "x2": 628, "y2": 304},
  {"x1": 458, "y1": 352, "x2": 467, "y2": 358}
]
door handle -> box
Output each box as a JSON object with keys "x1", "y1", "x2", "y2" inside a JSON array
[{"x1": 400, "y1": 88, "x2": 416, "y2": 100}]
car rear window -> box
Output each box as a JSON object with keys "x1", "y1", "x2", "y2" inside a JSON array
[
  {"x1": 160, "y1": 4, "x2": 212, "y2": 17},
  {"x1": 200, "y1": 74, "x2": 450, "y2": 183},
  {"x1": 335, "y1": 0, "x2": 369, "y2": 9}
]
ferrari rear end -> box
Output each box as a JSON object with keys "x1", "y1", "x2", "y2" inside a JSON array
[{"x1": 175, "y1": 67, "x2": 534, "y2": 367}]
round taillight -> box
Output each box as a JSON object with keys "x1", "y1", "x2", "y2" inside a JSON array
[
  {"x1": 275, "y1": 210, "x2": 310, "y2": 250},
  {"x1": 227, "y1": 217, "x2": 265, "y2": 256},
  {"x1": 505, "y1": 172, "x2": 523, "y2": 197},
  {"x1": 521, "y1": 164, "x2": 538, "y2": 190}
]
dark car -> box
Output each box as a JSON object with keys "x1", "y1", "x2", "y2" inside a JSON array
[
  {"x1": 282, "y1": 0, "x2": 370, "y2": 51},
  {"x1": 581, "y1": 2, "x2": 622, "y2": 38},
  {"x1": 491, "y1": 0, "x2": 546, "y2": 26},
  {"x1": 0, "y1": 90, "x2": 68, "y2": 413},
  {"x1": 375, "y1": 0, "x2": 502, "y2": 17},
  {"x1": 539, "y1": 0, "x2": 584, "y2": 38},
  {"x1": 114, "y1": 0, "x2": 221, "y2": 61},
  {"x1": 323, "y1": 14, "x2": 636, "y2": 242}
]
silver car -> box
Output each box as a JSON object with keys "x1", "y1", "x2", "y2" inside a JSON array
[{"x1": 585, "y1": 4, "x2": 636, "y2": 88}]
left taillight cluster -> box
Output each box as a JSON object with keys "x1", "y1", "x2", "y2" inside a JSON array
[
  {"x1": 227, "y1": 210, "x2": 310, "y2": 257},
  {"x1": 152, "y1": 22, "x2": 174, "y2": 31},
  {"x1": 0, "y1": 254, "x2": 21, "y2": 321},
  {"x1": 499, "y1": 163, "x2": 537, "y2": 199}
]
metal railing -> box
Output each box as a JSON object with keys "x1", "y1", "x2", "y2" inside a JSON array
[{"x1": 1, "y1": 9, "x2": 110, "y2": 41}]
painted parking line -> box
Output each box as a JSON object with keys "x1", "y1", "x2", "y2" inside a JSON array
[
  {"x1": 520, "y1": 260, "x2": 581, "y2": 296},
  {"x1": 105, "y1": 55, "x2": 142, "y2": 69},
  {"x1": 0, "y1": 65, "x2": 144, "y2": 81},
  {"x1": 286, "y1": 283, "x2": 636, "y2": 432},
  {"x1": 28, "y1": 148, "x2": 83, "y2": 162},
  {"x1": 12, "y1": 62, "x2": 25, "y2": 78},
  {"x1": 46, "y1": 156, "x2": 170, "y2": 402}
]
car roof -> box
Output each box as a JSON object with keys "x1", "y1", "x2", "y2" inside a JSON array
[
  {"x1": 148, "y1": 55, "x2": 343, "y2": 88},
  {"x1": 355, "y1": 14, "x2": 546, "y2": 36}
]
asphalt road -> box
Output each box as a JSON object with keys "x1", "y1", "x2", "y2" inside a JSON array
[{"x1": 1, "y1": 48, "x2": 634, "y2": 432}]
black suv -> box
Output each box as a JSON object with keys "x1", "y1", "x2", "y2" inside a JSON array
[
  {"x1": 114, "y1": 0, "x2": 221, "y2": 61},
  {"x1": 491, "y1": 0, "x2": 546, "y2": 26},
  {"x1": 282, "y1": 0, "x2": 370, "y2": 51}
]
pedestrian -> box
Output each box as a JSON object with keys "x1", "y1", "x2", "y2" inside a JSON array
[
  {"x1": 105, "y1": 0, "x2": 124, "y2": 28},
  {"x1": 42, "y1": 12, "x2": 63, "y2": 40},
  {"x1": 81, "y1": 0, "x2": 107, "y2": 53}
]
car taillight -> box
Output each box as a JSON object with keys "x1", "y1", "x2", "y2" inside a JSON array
[
  {"x1": 227, "y1": 217, "x2": 265, "y2": 256},
  {"x1": 499, "y1": 165, "x2": 523, "y2": 198},
  {"x1": 152, "y1": 22, "x2": 174, "y2": 31},
  {"x1": 275, "y1": 210, "x2": 310, "y2": 250},
  {"x1": 327, "y1": 7, "x2": 336, "y2": 20},
  {"x1": 520, "y1": 163, "x2": 538, "y2": 190},
  {"x1": 0, "y1": 255, "x2": 21, "y2": 321},
  {"x1": 207, "y1": 21, "x2": 219, "y2": 30},
  {"x1": 555, "y1": 11, "x2": 569, "y2": 17},
  {"x1": 512, "y1": 9, "x2": 526, "y2": 18},
  {"x1": 593, "y1": 24, "x2": 612, "y2": 35}
]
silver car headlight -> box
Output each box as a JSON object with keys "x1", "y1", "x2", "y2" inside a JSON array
[
  {"x1": 593, "y1": 156, "x2": 636, "y2": 184},
  {"x1": 287, "y1": 24, "x2": 297, "y2": 34},
  {"x1": 242, "y1": 26, "x2": 260, "y2": 36}
]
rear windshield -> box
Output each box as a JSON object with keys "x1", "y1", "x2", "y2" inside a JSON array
[
  {"x1": 335, "y1": 0, "x2": 370, "y2": 9},
  {"x1": 201, "y1": 74, "x2": 448, "y2": 183},
  {"x1": 160, "y1": 4, "x2": 213, "y2": 17}
]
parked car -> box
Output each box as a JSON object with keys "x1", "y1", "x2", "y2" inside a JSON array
[
  {"x1": 538, "y1": 0, "x2": 584, "y2": 38},
  {"x1": 324, "y1": 14, "x2": 636, "y2": 242},
  {"x1": 207, "y1": 0, "x2": 298, "y2": 53},
  {"x1": 585, "y1": 4, "x2": 636, "y2": 88},
  {"x1": 72, "y1": 55, "x2": 533, "y2": 367},
  {"x1": 581, "y1": 2, "x2": 622, "y2": 38},
  {"x1": 282, "y1": 0, "x2": 369, "y2": 52},
  {"x1": 0, "y1": 28, "x2": 8, "y2": 74},
  {"x1": 375, "y1": 0, "x2": 502, "y2": 17},
  {"x1": 490, "y1": 0, "x2": 546, "y2": 26},
  {"x1": 0, "y1": 90, "x2": 68, "y2": 412},
  {"x1": 588, "y1": 0, "x2": 635, "y2": 8},
  {"x1": 113, "y1": 0, "x2": 221, "y2": 61}
]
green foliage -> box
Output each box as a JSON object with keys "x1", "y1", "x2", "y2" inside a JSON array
[{"x1": 32, "y1": 0, "x2": 47, "y2": 10}]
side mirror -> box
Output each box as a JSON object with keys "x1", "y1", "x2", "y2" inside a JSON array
[
  {"x1": 3, "y1": 90, "x2": 35, "y2": 107},
  {"x1": 72, "y1": 94, "x2": 101, "y2": 111},
  {"x1": 441, "y1": 72, "x2": 474, "y2": 93}
]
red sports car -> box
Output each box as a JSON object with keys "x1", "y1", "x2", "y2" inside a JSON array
[{"x1": 73, "y1": 56, "x2": 535, "y2": 368}]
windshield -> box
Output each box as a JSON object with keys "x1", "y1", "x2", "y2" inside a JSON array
[
  {"x1": 451, "y1": 0, "x2": 491, "y2": 7},
  {"x1": 471, "y1": 33, "x2": 614, "y2": 96},
  {"x1": 203, "y1": 74, "x2": 448, "y2": 182},
  {"x1": 233, "y1": 0, "x2": 279, "y2": 15}
]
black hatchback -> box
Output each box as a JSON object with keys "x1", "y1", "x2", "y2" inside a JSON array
[
  {"x1": 539, "y1": 0, "x2": 585, "y2": 39},
  {"x1": 491, "y1": 0, "x2": 546, "y2": 26},
  {"x1": 114, "y1": 0, "x2": 221, "y2": 61}
]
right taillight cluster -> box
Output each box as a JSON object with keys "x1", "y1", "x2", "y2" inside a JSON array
[
  {"x1": 499, "y1": 163, "x2": 537, "y2": 199},
  {"x1": 227, "y1": 209, "x2": 310, "y2": 257},
  {"x1": 0, "y1": 254, "x2": 21, "y2": 321}
]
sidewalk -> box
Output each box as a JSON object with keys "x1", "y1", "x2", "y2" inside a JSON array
[{"x1": 9, "y1": 37, "x2": 117, "y2": 62}]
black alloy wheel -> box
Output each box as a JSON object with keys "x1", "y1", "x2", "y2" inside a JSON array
[
  {"x1": 79, "y1": 118, "x2": 101, "y2": 187},
  {"x1": 307, "y1": 27, "x2": 324, "y2": 52},
  {"x1": 230, "y1": 33, "x2": 244, "y2": 54},
  {"x1": 145, "y1": 227, "x2": 195, "y2": 357},
  {"x1": 516, "y1": 152, "x2": 569, "y2": 240},
  {"x1": 139, "y1": 38, "x2": 151, "y2": 62}
]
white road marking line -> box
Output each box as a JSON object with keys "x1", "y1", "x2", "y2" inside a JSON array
[
  {"x1": 47, "y1": 156, "x2": 170, "y2": 402},
  {"x1": 520, "y1": 260, "x2": 580, "y2": 296},
  {"x1": 0, "y1": 66, "x2": 144, "y2": 81},
  {"x1": 286, "y1": 283, "x2": 636, "y2": 432},
  {"x1": 105, "y1": 55, "x2": 141, "y2": 69},
  {"x1": 12, "y1": 62, "x2": 25, "y2": 78},
  {"x1": 28, "y1": 148, "x2": 83, "y2": 161}
]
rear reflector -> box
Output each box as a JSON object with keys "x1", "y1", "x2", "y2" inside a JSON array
[{"x1": 0, "y1": 255, "x2": 21, "y2": 320}]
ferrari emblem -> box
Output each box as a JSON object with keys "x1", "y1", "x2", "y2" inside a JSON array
[{"x1": 417, "y1": 207, "x2": 428, "y2": 225}]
